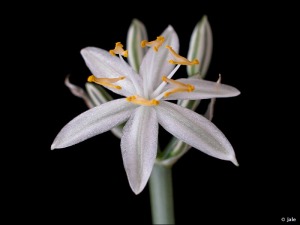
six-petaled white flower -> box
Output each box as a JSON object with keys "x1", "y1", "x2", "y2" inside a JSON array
[{"x1": 51, "y1": 25, "x2": 240, "y2": 194}]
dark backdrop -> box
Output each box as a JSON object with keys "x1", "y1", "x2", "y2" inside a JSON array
[{"x1": 7, "y1": 1, "x2": 298, "y2": 224}]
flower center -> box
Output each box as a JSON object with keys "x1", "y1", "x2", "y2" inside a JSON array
[
  {"x1": 126, "y1": 95, "x2": 159, "y2": 106},
  {"x1": 87, "y1": 34, "x2": 200, "y2": 104},
  {"x1": 87, "y1": 75, "x2": 125, "y2": 90},
  {"x1": 141, "y1": 36, "x2": 165, "y2": 52}
]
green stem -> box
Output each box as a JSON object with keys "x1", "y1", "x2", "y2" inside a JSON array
[{"x1": 149, "y1": 163, "x2": 175, "y2": 224}]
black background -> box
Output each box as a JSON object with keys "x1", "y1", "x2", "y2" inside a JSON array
[{"x1": 6, "y1": 1, "x2": 298, "y2": 224}]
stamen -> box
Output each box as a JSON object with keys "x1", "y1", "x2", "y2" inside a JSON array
[
  {"x1": 109, "y1": 42, "x2": 128, "y2": 57},
  {"x1": 141, "y1": 36, "x2": 165, "y2": 52},
  {"x1": 87, "y1": 75, "x2": 125, "y2": 90},
  {"x1": 151, "y1": 64, "x2": 181, "y2": 98},
  {"x1": 166, "y1": 45, "x2": 199, "y2": 65},
  {"x1": 158, "y1": 76, "x2": 194, "y2": 99},
  {"x1": 126, "y1": 95, "x2": 159, "y2": 106}
]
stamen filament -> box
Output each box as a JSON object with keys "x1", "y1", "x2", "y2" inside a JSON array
[
  {"x1": 126, "y1": 95, "x2": 159, "y2": 106},
  {"x1": 87, "y1": 75, "x2": 125, "y2": 90},
  {"x1": 166, "y1": 45, "x2": 199, "y2": 65},
  {"x1": 167, "y1": 64, "x2": 181, "y2": 79},
  {"x1": 151, "y1": 64, "x2": 181, "y2": 98},
  {"x1": 155, "y1": 76, "x2": 194, "y2": 100},
  {"x1": 163, "y1": 86, "x2": 194, "y2": 97}
]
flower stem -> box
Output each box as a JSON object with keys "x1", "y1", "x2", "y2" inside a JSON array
[{"x1": 149, "y1": 163, "x2": 175, "y2": 224}]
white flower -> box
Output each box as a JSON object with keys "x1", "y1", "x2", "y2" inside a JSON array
[{"x1": 51, "y1": 25, "x2": 240, "y2": 194}]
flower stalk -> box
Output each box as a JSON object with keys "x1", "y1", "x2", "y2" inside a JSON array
[{"x1": 149, "y1": 163, "x2": 175, "y2": 224}]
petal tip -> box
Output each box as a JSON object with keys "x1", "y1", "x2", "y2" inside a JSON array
[
  {"x1": 50, "y1": 143, "x2": 56, "y2": 150},
  {"x1": 51, "y1": 139, "x2": 63, "y2": 150},
  {"x1": 80, "y1": 47, "x2": 97, "y2": 57},
  {"x1": 166, "y1": 25, "x2": 174, "y2": 32},
  {"x1": 227, "y1": 87, "x2": 241, "y2": 97},
  {"x1": 235, "y1": 89, "x2": 241, "y2": 96},
  {"x1": 80, "y1": 48, "x2": 89, "y2": 57},
  {"x1": 231, "y1": 157, "x2": 239, "y2": 167},
  {"x1": 130, "y1": 183, "x2": 143, "y2": 195},
  {"x1": 132, "y1": 18, "x2": 141, "y2": 23},
  {"x1": 202, "y1": 15, "x2": 208, "y2": 23},
  {"x1": 132, "y1": 188, "x2": 141, "y2": 195}
]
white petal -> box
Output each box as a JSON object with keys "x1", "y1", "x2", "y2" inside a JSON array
[
  {"x1": 164, "y1": 78, "x2": 240, "y2": 100},
  {"x1": 187, "y1": 15, "x2": 213, "y2": 77},
  {"x1": 121, "y1": 106, "x2": 158, "y2": 194},
  {"x1": 139, "y1": 25, "x2": 179, "y2": 97},
  {"x1": 81, "y1": 47, "x2": 142, "y2": 96},
  {"x1": 126, "y1": 19, "x2": 148, "y2": 72},
  {"x1": 156, "y1": 101, "x2": 238, "y2": 165},
  {"x1": 84, "y1": 83, "x2": 124, "y2": 139},
  {"x1": 51, "y1": 99, "x2": 136, "y2": 149}
]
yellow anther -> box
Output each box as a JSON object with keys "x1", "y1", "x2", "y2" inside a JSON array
[
  {"x1": 109, "y1": 50, "x2": 116, "y2": 56},
  {"x1": 87, "y1": 75, "x2": 125, "y2": 90},
  {"x1": 166, "y1": 45, "x2": 199, "y2": 65},
  {"x1": 141, "y1": 36, "x2": 165, "y2": 52},
  {"x1": 126, "y1": 95, "x2": 159, "y2": 106},
  {"x1": 126, "y1": 96, "x2": 136, "y2": 101},
  {"x1": 109, "y1": 42, "x2": 128, "y2": 57},
  {"x1": 162, "y1": 76, "x2": 195, "y2": 97}
]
